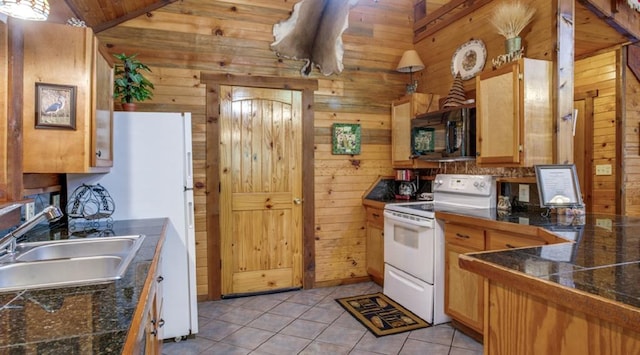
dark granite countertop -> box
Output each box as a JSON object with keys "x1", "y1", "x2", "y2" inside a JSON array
[
  {"x1": 0, "y1": 218, "x2": 167, "y2": 354},
  {"x1": 440, "y1": 208, "x2": 640, "y2": 330}
]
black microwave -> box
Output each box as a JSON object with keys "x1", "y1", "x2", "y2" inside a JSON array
[{"x1": 410, "y1": 105, "x2": 476, "y2": 161}]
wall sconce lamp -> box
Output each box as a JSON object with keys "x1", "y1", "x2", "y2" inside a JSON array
[
  {"x1": 0, "y1": 0, "x2": 49, "y2": 21},
  {"x1": 396, "y1": 50, "x2": 425, "y2": 94}
]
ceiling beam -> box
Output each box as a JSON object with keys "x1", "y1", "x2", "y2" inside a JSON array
[{"x1": 83, "y1": 0, "x2": 178, "y2": 34}]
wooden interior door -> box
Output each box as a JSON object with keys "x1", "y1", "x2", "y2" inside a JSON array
[
  {"x1": 219, "y1": 85, "x2": 303, "y2": 296},
  {"x1": 574, "y1": 90, "x2": 598, "y2": 213}
]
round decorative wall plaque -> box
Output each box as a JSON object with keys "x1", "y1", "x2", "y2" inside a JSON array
[{"x1": 450, "y1": 39, "x2": 487, "y2": 80}]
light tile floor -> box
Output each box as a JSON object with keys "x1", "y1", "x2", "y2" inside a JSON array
[{"x1": 162, "y1": 282, "x2": 483, "y2": 355}]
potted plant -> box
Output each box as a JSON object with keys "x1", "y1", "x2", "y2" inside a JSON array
[{"x1": 113, "y1": 53, "x2": 154, "y2": 111}]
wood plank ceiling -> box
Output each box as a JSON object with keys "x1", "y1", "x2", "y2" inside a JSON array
[
  {"x1": 45, "y1": 0, "x2": 631, "y2": 59},
  {"x1": 47, "y1": 0, "x2": 176, "y2": 33}
]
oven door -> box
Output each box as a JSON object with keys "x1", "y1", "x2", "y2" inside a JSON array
[{"x1": 383, "y1": 210, "x2": 434, "y2": 284}]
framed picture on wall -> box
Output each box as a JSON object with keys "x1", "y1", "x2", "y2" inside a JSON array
[
  {"x1": 35, "y1": 83, "x2": 77, "y2": 130},
  {"x1": 332, "y1": 123, "x2": 361, "y2": 155}
]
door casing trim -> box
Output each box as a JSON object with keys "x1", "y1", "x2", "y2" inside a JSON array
[{"x1": 201, "y1": 73, "x2": 318, "y2": 300}]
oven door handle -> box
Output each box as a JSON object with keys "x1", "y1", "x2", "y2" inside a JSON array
[{"x1": 383, "y1": 211, "x2": 434, "y2": 228}]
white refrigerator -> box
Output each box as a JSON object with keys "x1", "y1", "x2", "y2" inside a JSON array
[{"x1": 67, "y1": 112, "x2": 198, "y2": 340}]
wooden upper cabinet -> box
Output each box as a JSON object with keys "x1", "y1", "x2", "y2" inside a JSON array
[
  {"x1": 22, "y1": 22, "x2": 113, "y2": 173},
  {"x1": 391, "y1": 93, "x2": 439, "y2": 169},
  {"x1": 475, "y1": 58, "x2": 553, "y2": 167}
]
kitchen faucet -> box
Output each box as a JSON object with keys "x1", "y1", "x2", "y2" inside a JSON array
[{"x1": 0, "y1": 205, "x2": 63, "y2": 256}]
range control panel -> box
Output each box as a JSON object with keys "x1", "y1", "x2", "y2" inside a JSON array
[{"x1": 433, "y1": 174, "x2": 496, "y2": 197}]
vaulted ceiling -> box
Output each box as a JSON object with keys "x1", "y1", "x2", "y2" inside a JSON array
[{"x1": 45, "y1": 0, "x2": 632, "y2": 58}]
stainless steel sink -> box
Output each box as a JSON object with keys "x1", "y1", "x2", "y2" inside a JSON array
[
  {"x1": 0, "y1": 235, "x2": 145, "y2": 292},
  {"x1": 15, "y1": 235, "x2": 144, "y2": 262},
  {"x1": 0, "y1": 256, "x2": 125, "y2": 291}
]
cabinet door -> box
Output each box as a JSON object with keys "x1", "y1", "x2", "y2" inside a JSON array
[
  {"x1": 366, "y1": 222, "x2": 384, "y2": 285},
  {"x1": 92, "y1": 47, "x2": 113, "y2": 168},
  {"x1": 476, "y1": 62, "x2": 521, "y2": 165},
  {"x1": 391, "y1": 94, "x2": 438, "y2": 168},
  {"x1": 391, "y1": 98, "x2": 414, "y2": 168},
  {"x1": 445, "y1": 242, "x2": 484, "y2": 333}
]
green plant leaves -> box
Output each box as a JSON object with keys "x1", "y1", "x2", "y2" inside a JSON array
[{"x1": 113, "y1": 53, "x2": 154, "y2": 104}]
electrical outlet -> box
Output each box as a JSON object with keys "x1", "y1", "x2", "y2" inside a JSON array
[
  {"x1": 518, "y1": 184, "x2": 530, "y2": 203},
  {"x1": 25, "y1": 202, "x2": 35, "y2": 220},
  {"x1": 595, "y1": 164, "x2": 612, "y2": 175}
]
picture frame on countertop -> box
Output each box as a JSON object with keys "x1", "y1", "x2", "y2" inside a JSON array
[
  {"x1": 332, "y1": 123, "x2": 361, "y2": 155},
  {"x1": 535, "y1": 164, "x2": 584, "y2": 208},
  {"x1": 35, "y1": 83, "x2": 77, "y2": 130}
]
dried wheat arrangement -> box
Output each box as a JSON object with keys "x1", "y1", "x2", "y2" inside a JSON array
[{"x1": 489, "y1": 1, "x2": 536, "y2": 39}]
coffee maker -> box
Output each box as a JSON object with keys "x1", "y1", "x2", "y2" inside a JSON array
[{"x1": 395, "y1": 170, "x2": 417, "y2": 200}]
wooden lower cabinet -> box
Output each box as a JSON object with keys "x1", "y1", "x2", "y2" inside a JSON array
[
  {"x1": 444, "y1": 224, "x2": 485, "y2": 334},
  {"x1": 123, "y1": 253, "x2": 164, "y2": 354},
  {"x1": 443, "y1": 219, "x2": 558, "y2": 338},
  {"x1": 365, "y1": 206, "x2": 384, "y2": 285},
  {"x1": 484, "y1": 282, "x2": 640, "y2": 355}
]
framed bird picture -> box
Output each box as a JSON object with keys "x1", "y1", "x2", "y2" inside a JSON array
[{"x1": 35, "y1": 83, "x2": 77, "y2": 130}]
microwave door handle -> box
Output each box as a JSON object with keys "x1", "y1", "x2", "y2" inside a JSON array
[{"x1": 446, "y1": 121, "x2": 457, "y2": 153}]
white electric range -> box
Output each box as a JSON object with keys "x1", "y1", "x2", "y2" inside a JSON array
[{"x1": 383, "y1": 174, "x2": 496, "y2": 324}]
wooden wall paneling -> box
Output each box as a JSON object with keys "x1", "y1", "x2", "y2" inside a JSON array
[
  {"x1": 615, "y1": 49, "x2": 623, "y2": 215},
  {"x1": 622, "y1": 45, "x2": 640, "y2": 216},
  {"x1": 6, "y1": 20, "x2": 23, "y2": 201},
  {"x1": 576, "y1": 51, "x2": 618, "y2": 214},
  {"x1": 0, "y1": 21, "x2": 7, "y2": 202},
  {"x1": 416, "y1": 1, "x2": 556, "y2": 99},
  {"x1": 577, "y1": 0, "x2": 640, "y2": 42}
]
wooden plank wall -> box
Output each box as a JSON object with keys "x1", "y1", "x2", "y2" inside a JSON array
[
  {"x1": 575, "y1": 51, "x2": 617, "y2": 214},
  {"x1": 622, "y1": 49, "x2": 640, "y2": 216},
  {"x1": 416, "y1": 0, "x2": 555, "y2": 96},
  {"x1": 0, "y1": 23, "x2": 7, "y2": 201},
  {"x1": 96, "y1": 0, "x2": 415, "y2": 295}
]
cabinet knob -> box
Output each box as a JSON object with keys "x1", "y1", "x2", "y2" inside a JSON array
[
  {"x1": 158, "y1": 318, "x2": 165, "y2": 328},
  {"x1": 96, "y1": 150, "x2": 102, "y2": 157},
  {"x1": 157, "y1": 275, "x2": 164, "y2": 283},
  {"x1": 293, "y1": 198, "x2": 302, "y2": 205}
]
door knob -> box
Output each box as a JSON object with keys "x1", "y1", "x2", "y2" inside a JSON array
[{"x1": 293, "y1": 198, "x2": 302, "y2": 205}]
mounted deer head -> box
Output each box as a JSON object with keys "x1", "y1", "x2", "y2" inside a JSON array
[{"x1": 271, "y1": 0, "x2": 359, "y2": 76}]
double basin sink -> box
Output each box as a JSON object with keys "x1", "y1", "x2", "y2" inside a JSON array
[{"x1": 0, "y1": 235, "x2": 145, "y2": 292}]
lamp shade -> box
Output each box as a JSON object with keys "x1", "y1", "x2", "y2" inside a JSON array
[
  {"x1": 396, "y1": 50, "x2": 425, "y2": 73},
  {"x1": 0, "y1": 0, "x2": 49, "y2": 21}
]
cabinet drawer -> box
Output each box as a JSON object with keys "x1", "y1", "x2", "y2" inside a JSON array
[
  {"x1": 366, "y1": 208, "x2": 384, "y2": 228},
  {"x1": 445, "y1": 224, "x2": 485, "y2": 250},
  {"x1": 486, "y1": 230, "x2": 545, "y2": 250}
]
